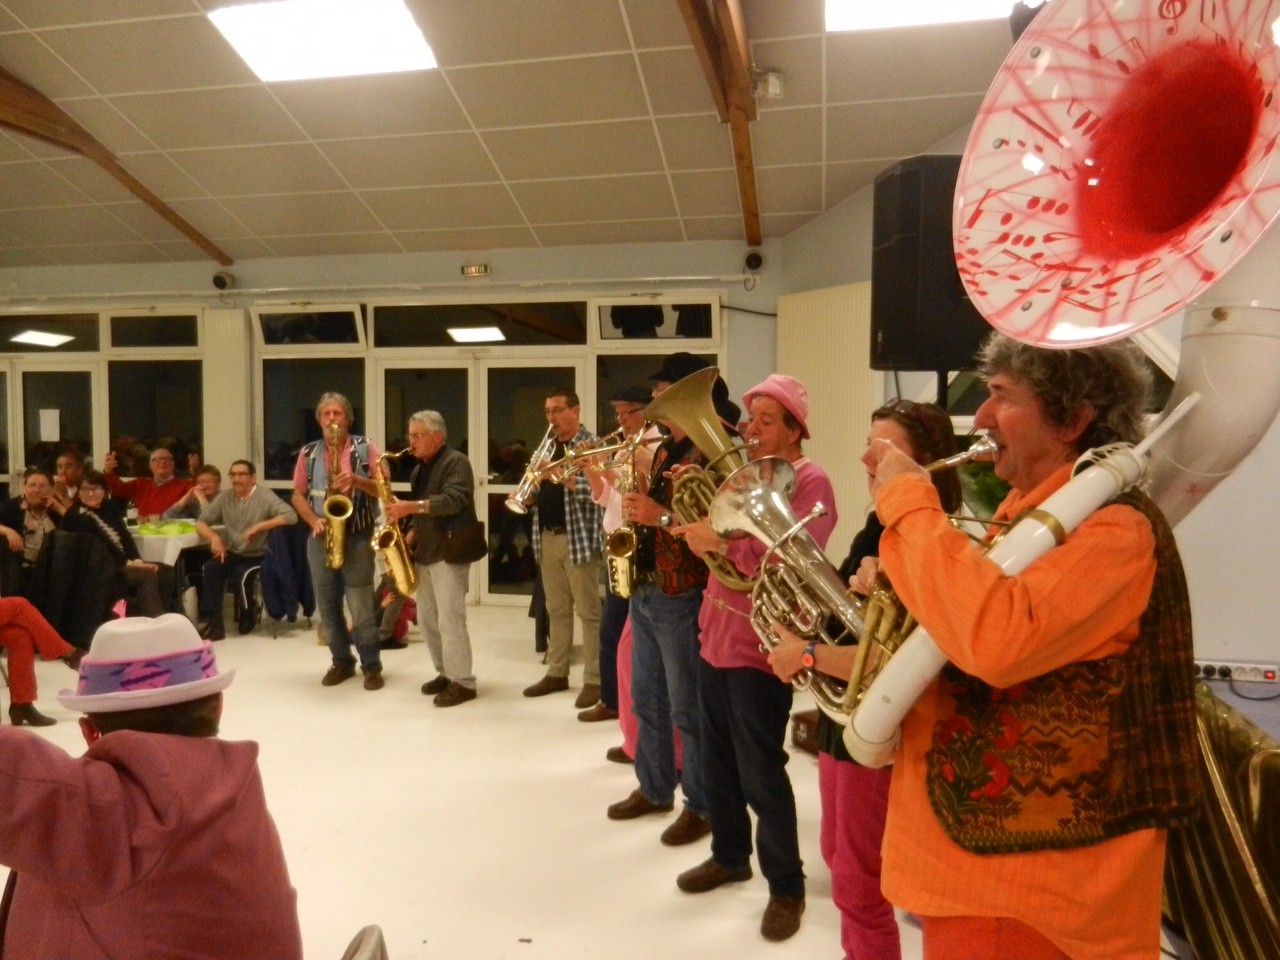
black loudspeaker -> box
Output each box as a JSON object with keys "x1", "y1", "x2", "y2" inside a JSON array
[{"x1": 870, "y1": 154, "x2": 992, "y2": 372}]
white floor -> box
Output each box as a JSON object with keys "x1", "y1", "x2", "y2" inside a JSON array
[{"x1": 17, "y1": 603, "x2": 926, "y2": 960}]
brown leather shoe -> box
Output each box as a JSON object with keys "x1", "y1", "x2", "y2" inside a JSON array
[
  {"x1": 322, "y1": 664, "x2": 356, "y2": 686},
  {"x1": 362, "y1": 670, "x2": 385, "y2": 691},
  {"x1": 578, "y1": 701, "x2": 619, "y2": 723},
  {"x1": 420, "y1": 675, "x2": 449, "y2": 696},
  {"x1": 573, "y1": 683, "x2": 601, "y2": 709},
  {"x1": 760, "y1": 895, "x2": 805, "y2": 941},
  {"x1": 433, "y1": 682, "x2": 477, "y2": 707},
  {"x1": 676, "y1": 857, "x2": 753, "y2": 894},
  {"x1": 523, "y1": 674, "x2": 569, "y2": 697},
  {"x1": 660, "y1": 809, "x2": 711, "y2": 846},
  {"x1": 605, "y1": 745, "x2": 633, "y2": 764},
  {"x1": 607, "y1": 789, "x2": 673, "y2": 820}
]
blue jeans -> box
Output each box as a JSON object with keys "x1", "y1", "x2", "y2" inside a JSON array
[
  {"x1": 629, "y1": 581, "x2": 706, "y2": 814},
  {"x1": 699, "y1": 658, "x2": 804, "y2": 898},
  {"x1": 598, "y1": 586, "x2": 629, "y2": 710},
  {"x1": 307, "y1": 533, "x2": 380, "y2": 673}
]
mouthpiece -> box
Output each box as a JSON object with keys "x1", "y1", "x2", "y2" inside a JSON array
[{"x1": 926, "y1": 436, "x2": 997, "y2": 473}]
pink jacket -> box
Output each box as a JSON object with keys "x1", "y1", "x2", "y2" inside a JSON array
[{"x1": 0, "y1": 729, "x2": 302, "y2": 959}]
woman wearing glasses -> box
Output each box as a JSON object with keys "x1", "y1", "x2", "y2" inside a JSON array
[
  {"x1": 0, "y1": 467, "x2": 61, "y2": 597},
  {"x1": 59, "y1": 470, "x2": 172, "y2": 617},
  {"x1": 769, "y1": 398, "x2": 960, "y2": 960}
]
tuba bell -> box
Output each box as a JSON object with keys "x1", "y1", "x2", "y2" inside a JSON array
[{"x1": 643, "y1": 366, "x2": 756, "y2": 591}]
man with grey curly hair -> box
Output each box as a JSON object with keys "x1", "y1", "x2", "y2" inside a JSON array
[{"x1": 861, "y1": 332, "x2": 1199, "y2": 960}]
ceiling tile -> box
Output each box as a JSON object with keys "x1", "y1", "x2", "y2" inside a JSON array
[
  {"x1": 115, "y1": 152, "x2": 206, "y2": 200},
  {"x1": 826, "y1": 21, "x2": 1009, "y2": 103},
  {"x1": 670, "y1": 170, "x2": 741, "y2": 217},
  {"x1": 410, "y1": 0, "x2": 630, "y2": 64},
  {"x1": 449, "y1": 56, "x2": 647, "y2": 128},
  {"x1": 0, "y1": 160, "x2": 92, "y2": 207},
  {"x1": 761, "y1": 211, "x2": 816, "y2": 237},
  {"x1": 57, "y1": 98, "x2": 156, "y2": 153},
  {"x1": 757, "y1": 165, "x2": 823, "y2": 214},
  {"x1": 173, "y1": 144, "x2": 348, "y2": 196},
  {"x1": 0, "y1": 132, "x2": 34, "y2": 162},
  {"x1": 623, "y1": 0, "x2": 692, "y2": 48},
  {"x1": 483, "y1": 120, "x2": 663, "y2": 181},
  {"x1": 394, "y1": 226, "x2": 539, "y2": 253},
  {"x1": 510, "y1": 174, "x2": 676, "y2": 223},
  {"x1": 0, "y1": 247, "x2": 57, "y2": 267},
  {"x1": 108, "y1": 87, "x2": 307, "y2": 149},
  {"x1": 534, "y1": 220, "x2": 683, "y2": 246},
  {"x1": 271, "y1": 72, "x2": 469, "y2": 139},
  {"x1": 320, "y1": 132, "x2": 498, "y2": 189},
  {"x1": 753, "y1": 106, "x2": 821, "y2": 167},
  {"x1": 682, "y1": 216, "x2": 743, "y2": 241},
  {"x1": 0, "y1": 32, "x2": 95, "y2": 97},
  {"x1": 36, "y1": 16, "x2": 256, "y2": 94},
  {"x1": 42, "y1": 156, "x2": 135, "y2": 203},
  {"x1": 360, "y1": 184, "x2": 524, "y2": 230},
  {"x1": 749, "y1": 37, "x2": 822, "y2": 107},
  {"x1": 168, "y1": 198, "x2": 254, "y2": 238},
  {"x1": 0, "y1": 1, "x2": 195, "y2": 29},
  {"x1": 101, "y1": 200, "x2": 192, "y2": 242},
  {"x1": 743, "y1": 0, "x2": 824, "y2": 40},
  {"x1": 654, "y1": 115, "x2": 731, "y2": 171},
  {"x1": 825, "y1": 159, "x2": 886, "y2": 208},
  {"x1": 0, "y1": 204, "x2": 145, "y2": 245},
  {"x1": 218, "y1": 192, "x2": 384, "y2": 236},
  {"x1": 637, "y1": 48, "x2": 719, "y2": 116},
  {"x1": 826, "y1": 95, "x2": 983, "y2": 161},
  {"x1": 210, "y1": 237, "x2": 275, "y2": 261},
  {"x1": 265, "y1": 234, "x2": 406, "y2": 258}
]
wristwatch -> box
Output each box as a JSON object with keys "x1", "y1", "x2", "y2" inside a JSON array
[
  {"x1": 799, "y1": 641, "x2": 817, "y2": 669},
  {"x1": 658, "y1": 512, "x2": 672, "y2": 528}
]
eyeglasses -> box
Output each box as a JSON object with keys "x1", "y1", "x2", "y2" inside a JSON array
[
  {"x1": 80, "y1": 485, "x2": 105, "y2": 494},
  {"x1": 228, "y1": 471, "x2": 253, "y2": 478},
  {"x1": 544, "y1": 406, "x2": 569, "y2": 416},
  {"x1": 150, "y1": 455, "x2": 174, "y2": 463}
]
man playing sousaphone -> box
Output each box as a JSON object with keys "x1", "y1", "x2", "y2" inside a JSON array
[{"x1": 855, "y1": 334, "x2": 1199, "y2": 960}]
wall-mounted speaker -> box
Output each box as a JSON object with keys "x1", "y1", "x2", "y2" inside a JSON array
[{"x1": 870, "y1": 154, "x2": 992, "y2": 372}]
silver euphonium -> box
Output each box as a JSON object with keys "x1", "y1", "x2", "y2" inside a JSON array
[
  {"x1": 707, "y1": 438, "x2": 998, "y2": 725},
  {"x1": 504, "y1": 425, "x2": 557, "y2": 515}
]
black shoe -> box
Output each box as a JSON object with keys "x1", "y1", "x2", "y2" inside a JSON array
[
  {"x1": 9, "y1": 703, "x2": 56, "y2": 727},
  {"x1": 379, "y1": 639, "x2": 409, "y2": 650},
  {"x1": 198, "y1": 618, "x2": 225, "y2": 641},
  {"x1": 322, "y1": 663, "x2": 356, "y2": 686},
  {"x1": 420, "y1": 675, "x2": 449, "y2": 696}
]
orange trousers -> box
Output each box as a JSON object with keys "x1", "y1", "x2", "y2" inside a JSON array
[
  {"x1": 923, "y1": 916, "x2": 1071, "y2": 960},
  {"x1": 0, "y1": 597, "x2": 75, "y2": 705}
]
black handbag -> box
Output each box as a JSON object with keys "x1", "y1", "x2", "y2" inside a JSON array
[{"x1": 441, "y1": 516, "x2": 487, "y2": 564}]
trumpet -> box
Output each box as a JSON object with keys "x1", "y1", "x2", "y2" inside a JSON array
[
  {"x1": 539, "y1": 428, "x2": 665, "y2": 480},
  {"x1": 504, "y1": 426, "x2": 557, "y2": 515}
]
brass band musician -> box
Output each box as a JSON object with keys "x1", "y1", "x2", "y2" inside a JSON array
[
  {"x1": 291, "y1": 392, "x2": 385, "y2": 691},
  {"x1": 860, "y1": 335, "x2": 1200, "y2": 960}
]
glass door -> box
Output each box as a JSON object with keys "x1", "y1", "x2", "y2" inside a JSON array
[{"x1": 18, "y1": 365, "x2": 100, "y2": 482}]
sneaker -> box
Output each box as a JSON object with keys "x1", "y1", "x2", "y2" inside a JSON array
[
  {"x1": 321, "y1": 664, "x2": 356, "y2": 687},
  {"x1": 433, "y1": 682, "x2": 477, "y2": 707},
  {"x1": 363, "y1": 670, "x2": 385, "y2": 691}
]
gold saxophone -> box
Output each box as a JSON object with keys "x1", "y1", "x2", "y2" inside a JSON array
[
  {"x1": 371, "y1": 448, "x2": 417, "y2": 598},
  {"x1": 321, "y1": 422, "x2": 354, "y2": 569},
  {"x1": 603, "y1": 431, "x2": 641, "y2": 599}
]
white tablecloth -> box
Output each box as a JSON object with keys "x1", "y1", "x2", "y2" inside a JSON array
[{"x1": 131, "y1": 531, "x2": 203, "y2": 566}]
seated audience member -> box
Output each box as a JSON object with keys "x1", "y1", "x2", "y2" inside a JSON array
[
  {"x1": 164, "y1": 464, "x2": 223, "y2": 520},
  {"x1": 0, "y1": 596, "x2": 82, "y2": 727},
  {"x1": 376, "y1": 575, "x2": 416, "y2": 650},
  {"x1": 186, "y1": 443, "x2": 204, "y2": 479},
  {"x1": 195, "y1": 459, "x2": 298, "y2": 640},
  {"x1": 0, "y1": 467, "x2": 60, "y2": 596},
  {"x1": 0, "y1": 614, "x2": 303, "y2": 958},
  {"x1": 50, "y1": 449, "x2": 87, "y2": 515},
  {"x1": 103, "y1": 446, "x2": 194, "y2": 519},
  {"x1": 59, "y1": 470, "x2": 174, "y2": 617}
]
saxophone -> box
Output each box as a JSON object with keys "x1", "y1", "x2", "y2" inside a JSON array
[
  {"x1": 604, "y1": 437, "x2": 638, "y2": 598},
  {"x1": 321, "y1": 422, "x2": 353, "y2": 569},
  {"x1": 371, "y1": 448, "x2": 418, "y2": 598}
]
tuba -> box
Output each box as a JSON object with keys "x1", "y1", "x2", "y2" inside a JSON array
[
  {"x1": 504, "y1": 425, "x2": 557, "y2": 515},
  {"x1": 643, "y1": 366, "x2": 756, "y2": 591},
  {"x1": 321, "y1": 422, "x2": 353, "y2": 569},
  {"x1": 371, "y1": 448, "x2": 417, "y2": 598},
  {"x1": 841, "y1": 0, "x2": 1280, "y2": 768}
]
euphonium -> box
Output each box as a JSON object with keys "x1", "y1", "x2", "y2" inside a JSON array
[
  {"x1": 371, "y1": 448, "x2": 417, "y2": 598},
  {"x1": 706, "y1": 437, "x2": 998, "y2": 724},
  {"x1": 643, "y1": 366, "x2": 756, "y2": 591},
  {"x1": 321, "y1": 422, "x2": 354, "y2": 569},
  {"x1": 505, "y1": 425, "x2": 557, "y2": 515}
]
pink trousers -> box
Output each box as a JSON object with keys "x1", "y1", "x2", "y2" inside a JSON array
[{"x1": 818, "y1": 751, "x2": 900, "y2": 960}]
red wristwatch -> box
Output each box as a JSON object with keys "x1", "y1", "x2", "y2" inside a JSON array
[{"x1": 799, "y1": 641, "x2": 817, "y2": 669}]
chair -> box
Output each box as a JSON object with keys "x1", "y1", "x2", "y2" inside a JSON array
[
  {"x1": 26, "y1": 531, "x2": 126, "y2": 649},
  {"x1": 233, "y1": 563, "x2": 270, "y2": 637}
]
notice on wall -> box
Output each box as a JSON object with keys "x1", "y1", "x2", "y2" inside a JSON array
[{"x1": 39, "y1": 409, "x2": 59, "y2": 442}]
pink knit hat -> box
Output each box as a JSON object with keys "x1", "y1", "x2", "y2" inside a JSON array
[{"x1": 742, "y1": 374, "x2": 810, "y2": 439}]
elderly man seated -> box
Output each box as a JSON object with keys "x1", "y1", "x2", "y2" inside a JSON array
[
  {"x1": 0, "y1": 614, "x2": 303, "y2": 957},
  {"x1": 104, "y1": 445, "x2": 194, "y2": 519},
  {"x1": 195, "y1": 459, "x2": 297, "y2": 640}
]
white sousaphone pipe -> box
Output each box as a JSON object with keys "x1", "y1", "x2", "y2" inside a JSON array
[{"x1": 845, "y1": 0, "x2": 1280, "y2": 766}]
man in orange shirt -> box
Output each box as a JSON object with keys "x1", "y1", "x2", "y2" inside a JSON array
[{"x1": 862, "y1": 334, "x2": 1200, "y2": 960}]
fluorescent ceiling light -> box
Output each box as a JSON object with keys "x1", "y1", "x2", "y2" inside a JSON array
[
  {"x1": 208, "y1": 0, "x2": 436, "y2": 83},
  {"x1": 11, "y1": 329, "x2": 74, "y2": 347},
  {"x1": 447, "y1": 327, "x2": 505, "y2": 344},
  {"x1": 826, "y1": 0, "x2": 1035, "y2": 32}
]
